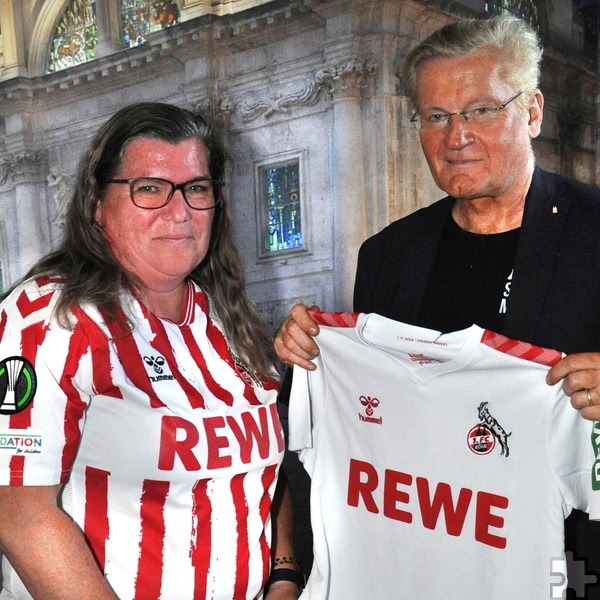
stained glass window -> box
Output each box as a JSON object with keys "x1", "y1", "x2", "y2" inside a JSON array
[
  {"x1": 484, "y1": 0, "x2": 540, "y2": 31},
  {"x1": 261, "y1": 162, "x2": 303, "y2": 253},
  {"x1": 484, "y1": 0, "x2": 540, "y2": 32},
  {"x1": 48, "y1": 0, "x2": 98, "y2": 73},
  {"x1": 120, "y1": 1, "x2": 180, "y2": 48}
]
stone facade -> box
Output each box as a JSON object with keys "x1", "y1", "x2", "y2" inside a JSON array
[{"x1": 0, "y1": 0, "x2": 597, "y2": 327}]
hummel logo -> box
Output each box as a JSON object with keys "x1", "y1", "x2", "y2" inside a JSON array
[
  {"x1": 144, "y1": 355, "x2": 165, "y2": 374},
  {"x1": 143, "y1": 355, "x2": 174, "y2": 382},
  {"x1": 360, "y1": 395, "x2": 379, "y2": 416},
  {"x1": 358, "y1": 395, "x2": 383, "y2": 425}
]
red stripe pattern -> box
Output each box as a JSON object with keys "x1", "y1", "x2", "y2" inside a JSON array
[
  {"x1": 481, "y1": 329, "x2": 563, "y2": 366},
  {"x1": 231, "y1": 472, "x2": 250, "y2": 598},
  {"x1": 191, "y1": 478, "x2": 212, "y2": 599},
  {"x1": 0, "y1": 278, "x2": 283, "y2": 599},
  {"x1": 84, "y1": 466, "x2": 110, "y2": 570},
  {"x1": 310, "y1": 311, "x2": 360, "y2": 327},
  {"x1": 134, "y1": 480, "x2": 170, "y2": 600}
]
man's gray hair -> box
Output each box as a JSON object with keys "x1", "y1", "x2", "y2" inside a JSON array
[{"x1": 403, "y1": 16, "x2": 543, "y2": 108}]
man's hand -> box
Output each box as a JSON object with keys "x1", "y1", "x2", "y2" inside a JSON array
[
  {"x1": 546, "y1": 352, "x2": 600, "y2": 420},
  {"x1": 274, "y1": 304, "x2": 321, "y2": 370}
]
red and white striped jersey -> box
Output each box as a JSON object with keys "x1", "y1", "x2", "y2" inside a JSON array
[
  {"x1": 0, "y1": 276, "x2": 284, "y2": 600},
  {"x1": 289, "y1": 312, "x2": 600, "y2": 599}
]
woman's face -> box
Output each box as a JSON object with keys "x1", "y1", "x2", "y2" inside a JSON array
[{"x1": 95, "y1": 137, "x2": 216, "y2": 293}]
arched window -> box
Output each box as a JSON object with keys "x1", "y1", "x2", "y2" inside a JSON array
[
  {"x1": 120, "y1": 1, "x2": 180, "y2": 48},
  {"x1": 484, "y1": 0, "x2": 540, "y2": 32},
  {"x1": 48, "y1": 0, "x2": 98, "y2": 73}
]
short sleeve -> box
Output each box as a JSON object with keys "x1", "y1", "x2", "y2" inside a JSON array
[
  {"x1": 0, "y1": 280, "x2": 91, "y2": 485},
  {"x1": 547, "y1": 384, "x2": 599, "y2": 519}
]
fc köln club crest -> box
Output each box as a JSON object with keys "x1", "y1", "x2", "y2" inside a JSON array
[{"x1": 467, "y1": 402, "x2": 511, "y2": 457}]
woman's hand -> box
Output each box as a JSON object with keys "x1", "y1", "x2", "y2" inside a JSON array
[
  {"x1": 274, "y1": 304, "x2": 321, "y2": 370},
  {"x1": 265, "y1": 580, "x2": 302, "y2": 599}
]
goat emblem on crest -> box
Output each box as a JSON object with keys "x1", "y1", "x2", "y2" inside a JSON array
[{"x1": 475, "y1": 402, "x2": 512, "y2": 457}]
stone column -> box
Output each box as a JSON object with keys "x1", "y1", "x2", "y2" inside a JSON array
[
  {"x1": 181, "y1": 0, "x2": 212, "y2": 20},
  {"x1": 94, "y1": 0, "x2": 122, "y2": 58},
  {"x1": 0, "y1": 150, "x2": 50, "y2": 280},
  {"x1": 0, "y1": 0, "x2": 27, "y2": 78},
  {"x1": 318, "y1": 61, "x2": 376, "y2": 311}
]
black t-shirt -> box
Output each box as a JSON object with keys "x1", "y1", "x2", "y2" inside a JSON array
[{"x1": 418, "y1": 216, "x2": 520, "y2": 334}]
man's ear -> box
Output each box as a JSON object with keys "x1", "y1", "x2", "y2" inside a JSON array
[{"x1": 528, "y1": 89, "x2": 544, "y2": 139}]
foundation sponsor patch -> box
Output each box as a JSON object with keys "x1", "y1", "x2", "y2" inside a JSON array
[{"x1": 0, "y1": 430, "x2": 43, "y2": 455}]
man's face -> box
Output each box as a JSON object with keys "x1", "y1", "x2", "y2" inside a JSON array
[{"x1": 414, "y1": 48, "x2": 543, "y2": 203}]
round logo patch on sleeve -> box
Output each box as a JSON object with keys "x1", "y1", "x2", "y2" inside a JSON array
[{"x1": 0, "y1": 357, "x2": 37, "y2": 415}]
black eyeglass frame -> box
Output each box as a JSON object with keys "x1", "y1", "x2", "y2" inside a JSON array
[
  {"x1": 409, "y1": 91, "x2": 524, "y2": 130},
  {"x1": 107, "y1": 177, "x2": 224, "y2": 210}
]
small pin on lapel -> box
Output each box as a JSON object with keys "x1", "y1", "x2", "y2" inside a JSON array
[{"x1": 552, "y1": 205, "x2": 558, "y2": 214}]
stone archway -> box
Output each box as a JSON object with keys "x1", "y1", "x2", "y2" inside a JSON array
[{"x1": 29, "y1": 0, "x2": 79, "y2": 75}]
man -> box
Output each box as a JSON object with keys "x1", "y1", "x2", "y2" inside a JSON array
[{"x1": 275, "y1": 15, "x2": 600, "y2": 597}]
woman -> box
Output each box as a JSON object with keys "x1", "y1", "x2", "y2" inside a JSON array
[{"x1": 0, "y1": 103, "x2": 301, "y2": 599}]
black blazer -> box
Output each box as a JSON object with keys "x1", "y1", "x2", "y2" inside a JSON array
[
  {"x1": 354, "y1": 166, "x2": 600, "y2": 594},
  {"x1": 354, "y1": 167, "x2": 600, "y2": 354}
]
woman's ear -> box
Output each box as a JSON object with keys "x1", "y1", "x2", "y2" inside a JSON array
[{"x1": 94, "y1": 199, "x2": 104, "y2": 227}]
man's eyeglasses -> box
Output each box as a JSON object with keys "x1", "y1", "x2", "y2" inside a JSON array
[
  {"x1": 410, "y1": 91, "x2": 524, "y2": 131},
  {"x1": 107, "y1": 177, "x2": 223, "y2": 210}
]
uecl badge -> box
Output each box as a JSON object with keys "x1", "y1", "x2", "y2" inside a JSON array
[{"x1": 0, "y1": 357, "x2": 37, "y2": 415}]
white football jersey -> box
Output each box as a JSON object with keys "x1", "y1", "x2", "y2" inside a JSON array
[
  {"x1": 289, "y1": 312, "x2": 600, "y2": 599},
  {"x1": 0, "y1": 276, "x2": 284, "y2": 600}
]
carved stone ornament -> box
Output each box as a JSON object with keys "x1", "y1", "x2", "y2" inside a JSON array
[
  {"x1": 239, "y1": 59, "x2": 376, "y2": 122},
  {"x1": 47, "y1": 167, "x2": 74, "y2": 225},
  {"x1": 0, "y1": 150, "x2": 47, "y2": 185},
  {"x1": 315, "y1": 59, "x2": 377, "y2": 98},
  {"x1": 218, "y1": 95, "x2": 235, "y2": 115},
  {"x1": 192, "y1": 97, "x2": 212, "y2": 116},
  {"x1": 240, "y1": 78, "x2": 321, "y2": 122},
  {"x1": 191, "y1": 94, "x2": 235, "y2": 121}
]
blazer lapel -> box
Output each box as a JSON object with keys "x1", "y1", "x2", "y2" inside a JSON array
[
  {"x1": 503, "y1": 168, "x2": 571, "y2": 341},
  {"x1": 388, "y1": 197, "x2": 454, "y2": 323}
]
